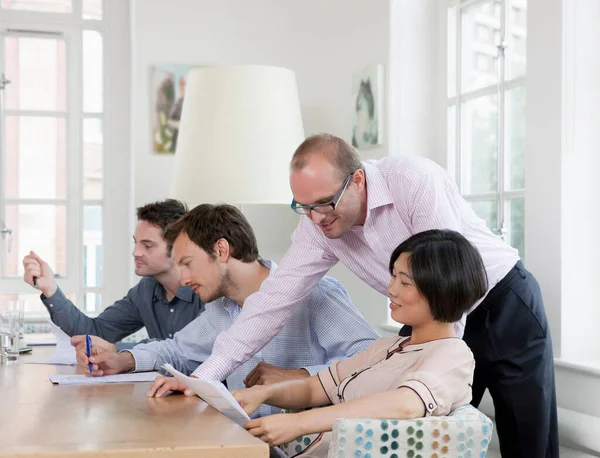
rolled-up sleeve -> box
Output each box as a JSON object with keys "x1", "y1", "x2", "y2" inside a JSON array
[
  {"x1": 316, "y1": 363, "x2": 342, "y2": 405},
  {"x1": 399, "y1": 371, "x2": 451, "y2": 416},
  {"x1": 398, "y1": 342, "x2": 475, "y2": 416}
]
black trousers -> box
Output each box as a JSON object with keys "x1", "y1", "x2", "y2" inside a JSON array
[{"x1": 400, "y1": 262, "x2": 559, "y2": 458}]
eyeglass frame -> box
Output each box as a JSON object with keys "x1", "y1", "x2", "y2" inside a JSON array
[{"x1": 290, "y1": 172, "x2": 354, "y2": 215}]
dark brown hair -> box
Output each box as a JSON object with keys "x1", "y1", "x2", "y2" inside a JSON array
[
  {"x1": 136, "y1": 199, "x2": 188, "y2": 255},
  {"x1": 164, "y1": 204, "x2": 259, "y2": 262}
]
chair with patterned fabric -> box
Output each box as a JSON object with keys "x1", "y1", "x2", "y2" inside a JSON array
[{"x1": 279, "y1": 404, "x2": 493, "y2": 458}]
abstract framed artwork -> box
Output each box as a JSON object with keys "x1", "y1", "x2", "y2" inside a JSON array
[
  {"x1": 150, "y1": 64, "x2": 194, "y2": 154},
  {"x1": 351, "y1": 64, "x2": 384, "y2": 149}
]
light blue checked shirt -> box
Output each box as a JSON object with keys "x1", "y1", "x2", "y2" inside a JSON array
[{"x1": 128, "y1": 260, "x2": 379, "y2": 417}]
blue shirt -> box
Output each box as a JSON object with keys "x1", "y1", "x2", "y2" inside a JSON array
[
  {"x1": 129, "y1": 261, "x2": 379, "y2": 417},
  {"x1": 41, "y1": 278, "x2": 205, "y2": 345}
]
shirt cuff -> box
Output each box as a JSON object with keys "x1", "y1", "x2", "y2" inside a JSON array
[
  {"x1": 301, "y1": 364, "x2": 328, "y2": 377},
  {"x1": 40, "y1": 287, "x2": 70, "y2": 310},
  {"x1": 191, "y1": 355, "x2": 230, "y2": 381},
  {"x1": 399, "y1": 379, "x2": 438, "y2": 416},
  {"x1": 126, "y1": 349, "x2": 157, "y2": 373}
]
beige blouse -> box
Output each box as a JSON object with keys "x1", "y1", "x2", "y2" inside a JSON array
[{"x1": 317, "y1": 336, "x2": 475, "y2": 416}]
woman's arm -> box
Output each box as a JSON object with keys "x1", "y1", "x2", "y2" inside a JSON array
[
  {"x1": 233, "y1": 374, "x2": 331, "y2": 415},
  {"x1": 243, "y1": 387, "x2": 426, "y2": 447},
  {"x1": 296, "y1": 387, "x2": 425, "y2": 435}
]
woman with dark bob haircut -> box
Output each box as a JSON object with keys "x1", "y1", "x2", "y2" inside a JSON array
[{"x1": 233, "y1": 229, "x2": 488, "y2": 455}]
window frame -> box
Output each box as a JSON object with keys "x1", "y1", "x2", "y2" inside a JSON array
[
  {"x1": 447, "y1": 0, "x2": 526, "y2": 255},
  {"x1": 0, "y1": 0, "x2": 128, "y2": 318}
]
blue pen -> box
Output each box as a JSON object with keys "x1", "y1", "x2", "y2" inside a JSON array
[{"x1": 85, "y1": 335, "x2": 93, "y2": 374}]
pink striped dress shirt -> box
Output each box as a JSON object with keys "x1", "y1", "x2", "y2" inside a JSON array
[{"x1": 193, "y1": 156, "x2": 520, "y2": 381}]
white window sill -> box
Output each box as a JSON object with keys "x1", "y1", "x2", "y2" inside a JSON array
[
  {"x1": 380, "y1": 323, "x2": 600, "y2": 377},
  {"x1": 554, "y1": 358, "x2": 600, "y2": 378}
]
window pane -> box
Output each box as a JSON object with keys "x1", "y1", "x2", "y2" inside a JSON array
[
  {"x1": 83, "y1": 118, "x2": 103, "y2": 199},
  {"x1": 507, "y1": 198, "x2": 525, "y2": 259},
  {"x1": 4, "y1": 116, "x2": 67, "y2": 200},
  {"x1": 0, "y1": 293, "x2": 71, "y2": 313},
  {"x1": 461, "y1": 0, "x2": 501, "y2": 92},
  {"x1": 4, "y1": 35, "x2": 67, "y2": 111},
  {"x1": 448, "y1": 5, "x2": 457, "y2": 98},
  {"x1": 0, "y1": 0, "x2": 71, "y2": 13},
  {"x1": 83, "y1": 292, "x2": 101, "y2": 313},
  {"x1": 461, "y1": 94, "x2": 498, "y2": 194},
  {"x1": 506, "y1": 86, "x2": 526, "y2": 190},
  {"x1": 447, "y1": 105, "x2": 457, "y2": 180},
  {"x1": 470, "y1": 200, "x2": 498, "y2": 232},
  {"x1": 82, "y1": 0, "x2": 102, "y2": 20},
  {"x1": 4, "y1": 205, "x2": 66, "y2": 278},
  {"x1": 506, "y1": 0, "x2": 527, "y2": 79},
  {"x1": 83, "y1": 30, "x2": 103, "y2": 113},
  {"x1": 83, "y1": 206, "x2": 102, "y2": 287}
]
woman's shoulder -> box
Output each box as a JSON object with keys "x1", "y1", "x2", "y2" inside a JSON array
[{"x1": 423, "y1": 338, "x2": 474, "y2": 363}]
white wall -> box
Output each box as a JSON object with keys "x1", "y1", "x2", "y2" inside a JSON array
[
  {"x1": 131, "y1": 0, "x2": 391, "y2": 208},
  {"x1": 559, "y1": 0, "x2": 600, "y2": 361},
  {"x1": 131, "y1": 0, "x2": 392, "y2": 328}
]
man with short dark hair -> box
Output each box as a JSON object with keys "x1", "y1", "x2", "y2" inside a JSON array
[
  {"x1": 192, "y1": 134, "x2": 559, "y2": 458},
  {"x1": 73, "y1": 204, "x2": 378, "y2": 417},
  {"x1": 23, "y1": 199, "x2": 204, "y2": 349}
]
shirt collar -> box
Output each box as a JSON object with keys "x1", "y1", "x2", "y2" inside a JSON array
[
  {"x1": 363, "y1": 160, "x2": 394, "y2": 211},
  {"x1": 153, "y1": 281, "x2": 195, "y2": 304}
]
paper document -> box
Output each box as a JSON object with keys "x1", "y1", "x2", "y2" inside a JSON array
[
  {"x1": 25, "y1": 332, "x2": 57, "y2": 346},
  {"x1": 162, "y1": 363, "x2": 250, "y2": 426},
  {"x1": 49, "y1": 371, "x2": 160, "y2": 385},
  {"x1": 25, "y1": 320, "x2": 77, "y2": 365}
]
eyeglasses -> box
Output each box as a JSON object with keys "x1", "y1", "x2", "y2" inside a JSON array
[{"x1": 290, "y1": 173, "x2": 353, "y2": 215}]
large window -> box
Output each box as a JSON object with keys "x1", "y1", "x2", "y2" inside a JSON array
[
  {"x1": 447, "y1": 0, "x2": 527, "y2": 258},
  {"x1": 0, "y1": 0, "x2": 107, "y2": 314}
]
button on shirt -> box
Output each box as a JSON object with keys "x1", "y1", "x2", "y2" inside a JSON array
[
  {"x1": 129, "y1": 261, "x2": 379, "y2": 418},
  {"x1": 41, "y1": 278, "x2": 204, "y2": 345},
  {"x1": 194, "y1": 155, "x2": 520, "y2": 382}
]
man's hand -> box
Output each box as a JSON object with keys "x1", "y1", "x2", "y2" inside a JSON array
[
  {"x1": 71, "y1": 335, "x2": 116, "y2": 354},
  {"x1": 231, "y1": 385, "x2": 270, "y2": 416},
  {"x1": 71, "y1": 335, "x2": 117, "y2": 374},
  {"x1": 243, "y1": 362, "x2": 310, "y2": 387},
  {"x1": 147, "y1": 375, "x2": 194, "y2": 398},
  {"x1": 22, "y1": 251, "x2": 58, "y2": 298},
  {"x1": 244, "y1": 413, "x2": 305, "y2": 447},
  {"x1": 71, "y1": 335, "x2": 134, "y2": 376}
]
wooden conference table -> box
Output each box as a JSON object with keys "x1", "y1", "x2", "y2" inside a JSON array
[{"x1": 0, "y1": 347, "x2": 268, "y2": 457}]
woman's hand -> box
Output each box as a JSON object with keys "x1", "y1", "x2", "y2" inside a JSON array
[
  {"x1": 231, "y1": 385, "x2": 270, "y2": 416},
  {"x1": 244, "y1": 413, "x2": 305, "y2": 447}
]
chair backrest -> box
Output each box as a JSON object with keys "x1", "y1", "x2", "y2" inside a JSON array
[{"x1": 327, "y1": 404, "x2": 494, "y2": 458}]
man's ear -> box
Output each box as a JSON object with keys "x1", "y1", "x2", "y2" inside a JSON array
[
  {"x1": 214, "y1": 238, "x2": 231, "y2": 261},
  {"x1": 353, "y1": 168, "x2": 366, "y2": 190}
]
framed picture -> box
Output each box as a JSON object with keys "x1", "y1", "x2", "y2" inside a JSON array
[
  {"x1": 150, "y1": 64, "x2": 194, "y2": 154},
  {"x1": 351, "y1": 64, "x2": 384, "y2": 149}
]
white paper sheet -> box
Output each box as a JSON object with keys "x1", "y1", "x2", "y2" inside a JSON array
[
  {"x1": 162, "y1": 363, "x2": 250, "y2": 426},
  {"x1": 25, "y1": 320, "x2": 77, "y2": 365},
  {"x1": 49, "y1": 371, "x2": 160, "y2": 385},
  {"x1": 25, "y1": 333, "x2": 57, "y2": 346}
]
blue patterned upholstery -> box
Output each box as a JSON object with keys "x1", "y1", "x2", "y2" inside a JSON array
[
  {"x1": 280, "y1": 405, "x2": 493, "y2": 458},
  {"x1": 328, "y1": 405, "x2": 493, "y2": 458}
]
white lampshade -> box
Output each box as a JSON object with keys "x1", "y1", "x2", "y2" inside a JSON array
[{"x1": 170, "y1": 65, "x2": 304, "y2": 206}]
